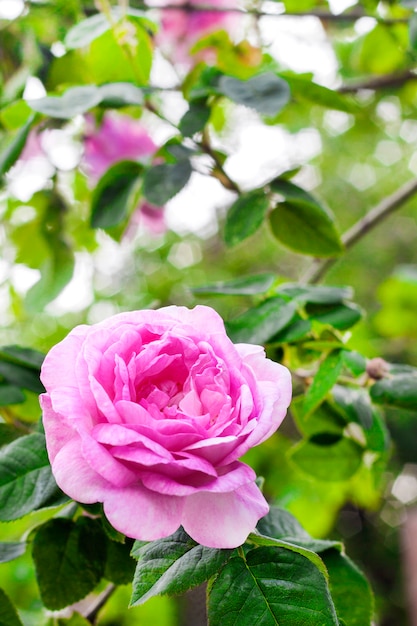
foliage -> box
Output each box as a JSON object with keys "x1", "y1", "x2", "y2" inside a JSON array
[{"x1": 1, "y1": 0, "x2": 417, "y2": 624}]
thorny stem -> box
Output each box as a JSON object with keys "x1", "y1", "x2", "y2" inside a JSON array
[{"x1": 302, "y1": 177, "x2": 417, "y2": 284}]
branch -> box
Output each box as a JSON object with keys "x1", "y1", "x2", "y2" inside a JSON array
[
  {"x1": 302, "y1": 177, "x2": 417, "y2": 284},
  {"x1": 338, "y1": 70, "x2": 417, "y2": 93},
  {"x1": 83, "y1": 584, "x2": 116, "y2": 624},
  {"x1": 199, "y1": 129, "x2": 241, "y2": 193}
]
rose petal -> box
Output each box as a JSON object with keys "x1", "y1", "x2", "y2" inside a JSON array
[
  {"x1": 182, "y1": 481, "x2": 269, "y2": 548},
  {"x1": 52, "y1": 438, "x2": 108, "y2": 502}
]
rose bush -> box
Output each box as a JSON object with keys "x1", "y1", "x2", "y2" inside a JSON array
[{"x1": 40, "y1": 306, "x2": 291, "y2": 548}]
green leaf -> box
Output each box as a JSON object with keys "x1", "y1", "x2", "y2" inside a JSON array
[
  {"x1": 130, "y1": 527, "x2": 232, "y2": 606},
  {"x1": 0, "y1": 346, "x2": 44, "y2": 371},
  {"x1": 0, "y1": 433, "x2": 62, "y2": 521},
  {"x1": 65, "y1": 13, "x2": 111, "y2": 49},
  {"x1": 0, "y1": 115, "x2": 35, "y2": 178},
  {"x1": 207, "y1": 547, "x2": 339, "y2": 626},
  {"x1": 25, "y1": 241, "x2": 74, "y2": 313},
  {"x1": 323, "y1": 550, "x2": 374, "y2": 626},
  {"x1": 179, "y1": 101, "x2": 211, "y2": 136},
  {"x1": 218, "y1": 73, "x2": 291, "y2": 117},
  {"x1": 370, "y1": 373, "x2": 417, "y2": 409},
  {"x1": 0, "y1": 588, "x2": 24, "y2": 626},
  {"x1": 277, "y1": 283, "x2": 353, "y2": 305},
  {"x1": 281, "y1": 73, "x2": 357, "y2": 113},
  {"x1": 224, "y1": 190, "x2": 270, "y2": 247},
  {"x1": 27, "y1": 86, "x2": 102, "y2": 119},
  {"x1": 97, "y1": 82, "x2": 144, "y2": 108},
  {"x1": 0, "y1": 385, "x2": 25, "y2": 406},
  {"x1": 32, "y1": 517, "x2": 107, "y2": 610},
  {"x1": 143, "y1": 160, "x2": 192, "y2": 205},
  {"x1": 55, "y1": 613, "x2": 92, "y2": 626},
  {"x1": 290, "y1": 435, "x2": 363, "y2": 482},
  {"x1": 91, "y1": 160, "x2": 143, "y2": 229},
  {"x1": 104, "y1": 539, "x2": 136, "y2": 585},
  {"x1": 269, "y1": 199, "x2": 344, "y2": 257},
  {"x1": 192, "y1": 273, "x2": 275, "y2": 296},
  {"x1": 257, "y1": 506, "x2": 341, "y2": 555},
  {"x1": 247, "y1": 533, "x2": 328, "y2": 576},
  {"x1": 0, "y1": 360, "x2": 44, "y2": 393},
  {"x1": 0, "y1": 542, "x2": 26, "y2": 563},
  {"x1": 341, "y1": 350, "x2": 367, "y2": 377},
  {"x1": 308, "y1": 302, "x2": 363, "y2": 331},
  {"x1": 226, "y1": 297, "x2": 297, "y2": 344},
  {"x1": 303, "y1": 350, "x2": 344, "y2": 416},
  {"x1": 0, "y1": 424, "x2": 24, "y2": 448}
]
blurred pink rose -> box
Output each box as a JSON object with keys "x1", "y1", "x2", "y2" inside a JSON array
[
  {"x1": 83, "y1": 114, "x2": 165, "y2": 234},
  {"x1": 155, "y1": 0, "x2": 239, "y2": 64},
  {"x1": 40, "y1": 305, "x2": 291, "y2": 548}
]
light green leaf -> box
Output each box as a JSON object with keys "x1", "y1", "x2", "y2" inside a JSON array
[
  {"x1": 65, "y1": 13, "x2": 111, "y2": 49},
  {"x1": 290, "y1": 434, "x2": 363, "y2": 482},
  {"x1": 27, "y1": 86, "x2": 102, "y2": 119},
  {"x1": 0, "y1": 588, "x2": 24, "y2": 626},
  {"x1": 130, "y1": 528, "x2": 232, "y2": 606},
  {"x1": 207, "y1": 547, "x2": 339, "y2": 626},
  {"x1": 224, "y1": 190, "x2": 270, "y2": 247},
  {"x1": 303, "y1": 350, "x2": 344, "y2": 416},
  {"x1": 0, "y1": 115, "x2": 35, "y2": 178}
]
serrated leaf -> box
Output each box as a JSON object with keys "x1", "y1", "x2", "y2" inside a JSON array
[
  {"x1": 257, "y1": 506, "x2": 342, "y2": 555},
  {"x1": 224, "y1": 190, "x2": 270, "y2": 247},
  {"x1": 370, "y1": 374, "x2": 417, "y2": 409},
  {"x1": 226, "y1": 298, "x2": 297, "y2": 344},
  {"x1": 192, "y1": 273, "x2": 275, "y2": 296},
  {"x1": 247, "y1": 533, "x2": 329, "y2": 576},
  {"x1": 218, "y1": 73, "x2": 291, "y2": 117},
  {"x1": 0, "y1": 588, "x2": 24, "y2": 626},
  {"x1": 207, "y1": 547, "x2": 339, "y2": 626},
  {"x1": 130, "y1": 527, "x2": 232, "y2": 606},
  {"x1": 0, "y1": 542, "x2": 26, "y2": 563},
  {"x1": 0, "y1": 115, "x2": 35, "y2": 178},
  {"x1": 0, "y1": 433, "x2": 62, "y2": 521},
  {"x1": 323, "y1": 550, "x2": 374, "y2": 626},
  {"x1": 90, "y1": 160, "x2": 143, "y2": 229},
  {"x1": 269, "y1": 201, "x2": 343, "y2": 257},
  {"x1": 290, "y1": 435, "x2": 363, "y2": 482},
  {"x1": 143, "y1": 160, "x2": 192, "y2": 205},
  {"x1": 303, "y1": 350, "x2": 344, "y2": 416},
  {"x1": 179, "y1": 101, "x2": 211, "y2": 136},
  {"x1": 32, "y1": 517, "x2": 106, "y2": 610}
]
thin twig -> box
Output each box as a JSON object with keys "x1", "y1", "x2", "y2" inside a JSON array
[
  {"x1": 200, "y1": 129, "x2": 241, "y2": 193},
  {"x1": 338, "y1": 70, "x2": 417, "y2": 94},
  {"x1": 302, "y1": 177, "x2": 417, "y2": 284},
  {"x1": 83, "y1": 584, "x2": 116, "y2": 624}
]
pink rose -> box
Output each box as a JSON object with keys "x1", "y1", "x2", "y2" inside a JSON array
[
  {"x1": 40, "y1": 306, "x2": 291, "y2": 548},
  {"x1": 155, "y1": 0, "x2": 239, "y2": 65},
  {"x1": 83, "y1": 114, "x2": 165, "y2": 234}
]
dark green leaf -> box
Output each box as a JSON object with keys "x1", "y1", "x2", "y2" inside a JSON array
[
  {"x1": 370, "y1": 374, "x2": 417, "y2": 409},
  {"x1": 0, "y1": 385, "x2": 25, "y2": 406},
  {"x1": 226, "y1": 297, "x2": 297, "y2": 344},
  {"x1": 270, "y1": 178, "x2": 322, "y2": 207},
  {"x1": 0, "y1": 424, "x2": 24, "y2": 448},
  {"x1": 179, "y1": 101, "x2": 211, "y2": 136},
  {"x1": 0, "y1": 542, "x2": 26, "y2": 563},
  {"x1": 0, "y1": 346, "x2": 44, "y2": 370},
  {"x1": 271, "y1": 316, "x2": 312, "y2": 343},
  {"x1": 130, "y1": 527, "x2": 232, "y2": 606},
  {"x1": 269, "y1": 201, "x2": 343, "y2": 257},
  {"x1": 207, "y1": 547, "x2": 339, "y2": 626},
  {"x1": 303, "y1": 350, "x2": 344, "y2": 416},
  {"x1": 277, "y1": 283, "x2": 353, "y2": 304},
  {"x1": 0, "y1": 115, "x2": 35, "y2": 178},
  {"x1": 104, "y1": 539, "x2": 136, "y2": 585},
  {"x1": 290, "y1": 435, "x2": 363, "y2": 481},
  {"x1": 323, "y1": 550, "x2": 374, "y2": 626},
  {"x1": 192, "y1": 273, "x2": 275, "y2": 296},
  {"x1": 0, "y1": 588, "x2": 24, "y2": 626},
  {"x1": 90, "y1": 160, "x2": 143, "y2": 229},
  {"x1": 0, "y1": 360, "x2": 44, "y2": 393},
  {"x1": 247, "y1": 533, "x2": 327, "y2": 576},
  {"x1": 218, "y1": 73, "x2": 291, "y2": 116},
  {"x1": 0, "y1": 433, "x2": 62, "y2": 521},
  {"x1": 27, "y1": 86, "x2": 102, "y2": 119},
  {"x1": 32, "y1": 517, "x2": 106, "y2": 610},
  {"x1": 308, "y1": 302, "x2": 363, "y2": 330},
  {"x1": 224, "y1": 190, "x2": 270, "y2": 247},
  {"x1": 143, "y1": 160, "x2": 192, "y2": 205},
  {"x1": 341, "y1": 350, "x2": 367, "y2": 376},
  {"x1": 98, "y1": 83, "x2": 144, "y2": 108}
]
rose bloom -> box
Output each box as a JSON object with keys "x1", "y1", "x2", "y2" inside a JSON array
[
  {"x1": 155, "y1": 0, "x2": 239, "y2": 65},
  {"x1": 40, "y1": 306, "x2": 291, "y2": 548},
  {"x1": 83, "y1": 113, "x2": 165, "y2": 234}
]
